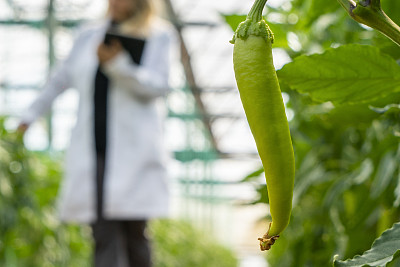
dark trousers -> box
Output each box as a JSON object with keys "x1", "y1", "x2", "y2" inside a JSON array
[{"x1": 92, "y1": 154, "x2": 151, "y2": 267}]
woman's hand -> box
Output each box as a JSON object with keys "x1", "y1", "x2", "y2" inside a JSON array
[
  {"x1": 17, "y1": 122, "x2": 29, "y2": 134},
  {"x1": 97, "y1": 40, "x2": 123, "y2": 65}
]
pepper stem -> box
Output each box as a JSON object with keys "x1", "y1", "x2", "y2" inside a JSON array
[
  {"x1": 247, "y1": 0, "x2": 268, "y2": 22},
  {"x1": 230, "y1": 0, "x2": 273, "y2": 43},
  {"x1": 337, "y1": 0, "x2": 400, "y2": 46}
]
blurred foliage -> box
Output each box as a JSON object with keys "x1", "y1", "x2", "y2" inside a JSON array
[
  {"x1": 224, "y1": 0, "x2": 400, "y2": 266},
  {"x1": 0, "y1": 118, "x2": 237, "y2": 266},
  {"x1": 0, "y1": 118, "x2": 92, "y2": 267},
  {"x1": 224, "y1": 0, "x2": 400, "y2": 59},
  {"x1": 150, "y1": 220, "x2": 238, "y2": 267}
]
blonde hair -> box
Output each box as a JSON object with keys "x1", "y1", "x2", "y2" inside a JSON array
[{"x1": 109, "y1": 0, "x2": 160, "y2": 36}]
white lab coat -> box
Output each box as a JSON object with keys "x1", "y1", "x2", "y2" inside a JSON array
[{"x1": 22, "y1": 18, "x2": 179, "y2": 223}]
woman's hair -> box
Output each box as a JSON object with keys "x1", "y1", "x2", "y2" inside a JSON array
[
  {"x1": 110, "y1": 0, "x2": 163, "y2": 35},
  {"x1": 128, "y1": 0, "x2": 155, "y2": 26}
]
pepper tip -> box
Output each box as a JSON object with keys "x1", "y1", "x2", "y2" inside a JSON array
[
  {"x1": 258, "y1": 235, "x2": 279, "y2": 251},
  {"x1": 258, "y1": 222, "x2": 280, "y2": 251}
]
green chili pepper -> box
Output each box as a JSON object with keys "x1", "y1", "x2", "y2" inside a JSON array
[{"x1": 230, "y1": 0, "x2": 295, "y2": 251}]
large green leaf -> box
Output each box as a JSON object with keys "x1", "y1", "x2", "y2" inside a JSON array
[
  {"x1": 278, "y1": 44, "x2": 400, "y2": 105},
  {"x1": 333, "y1": 222, "x2": 400, "y2": 267}
]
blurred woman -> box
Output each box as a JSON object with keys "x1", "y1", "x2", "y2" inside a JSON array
[{"x1": 18, "y1": 0, "x2": 178, "y2": 266}]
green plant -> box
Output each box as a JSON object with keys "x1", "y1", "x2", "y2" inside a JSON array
[
  {"x1": 150, "y1": 219, "x2": 238, "y2": 267},
  {"x1": 225, "y1": 0, "x2": 400, "y2": 265},
  {"x1": 0, "y1": 118, "x2": 238, "y2": 266},
  {"x1": 0, "y1": 118, "x2": 93, "y2": 267},
  {"x1": 231, "y1": 0, "x2": 295, "y2": 251}
]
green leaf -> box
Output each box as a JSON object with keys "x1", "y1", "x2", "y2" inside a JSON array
[
  {"x1": 370, "y1": 150, "x2": 397, "y2": 199},
  {"x1": 241, "y1": 167, "x2": 264, "y2": 182},
  {"x1": 278, "y1": 44, "x2": 400, "y2": 105},
  {"x1": 319, "y1": 91, "x2": 400, "y2": 126},
  {"x1": 323, "y1": 159, "x2": 373, "y2": 207},
  {"x1": 252, "y1": 184, "x2": 269, "y2": 205},
  {"x1": 393, "y1": 147, "x2": 400, "y2": 207},
  {"x1": 222, "y1": 14, "x2": 246, "y2": 32},
  {"x1": 386, "y1": 250, "x2": 400, "y2": 267},
  {"x1": 373, "y1": 35, "x2": 400, "y2": 61},
  {"x1": 302, "y1": 0, "x2": 341, "y2": 26},
  {"x1": 333, "y1": 222, "x2": 400, "y2": 267},
  {"x1": 293, "y1": 152, "x2": 330, "y2": 205}
]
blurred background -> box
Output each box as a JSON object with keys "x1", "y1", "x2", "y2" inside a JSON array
[
  {"x1": 0, "y1": 0, "x2": 274, "y2": 266},
  {"x1": 1, "y1": 0, "x2": 400, "y2": 266}
]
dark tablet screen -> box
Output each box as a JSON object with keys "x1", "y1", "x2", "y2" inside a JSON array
[{"x1": 104, "y1": 32, "x2": 146, "y2": 65}]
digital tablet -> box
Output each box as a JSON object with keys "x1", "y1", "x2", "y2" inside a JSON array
[{"x1": 104, "y1": 32, "x2": 146, "y2": 65}]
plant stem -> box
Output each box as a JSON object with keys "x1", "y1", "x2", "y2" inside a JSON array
[
  {"x1": 337, "y1": 0, "x2": 400, "y2": 46},
  {"x1": 375, "y1": 13, "x2": 400, "y2": 46},
  {"x1": 247, "y1": 0, "x2": 268, "y2": 22}
]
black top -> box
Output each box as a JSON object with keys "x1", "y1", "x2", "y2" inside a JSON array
[
  {"x1": 93, "y1": 22, "x2": 146, "y2": 156},
  {"x1": 94, "y1": 67, "x2": 109, "y2": 155}
]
